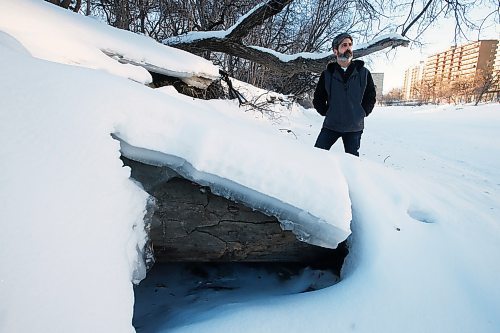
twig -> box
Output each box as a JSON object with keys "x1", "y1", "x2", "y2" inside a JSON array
[{"x1": 278, "y1": 128, "x2": 297, "y2": 139}]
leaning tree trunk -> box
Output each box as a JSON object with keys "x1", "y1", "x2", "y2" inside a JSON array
[{"x1": 164, "y1": 0, "x2": 409, "y2": 76}]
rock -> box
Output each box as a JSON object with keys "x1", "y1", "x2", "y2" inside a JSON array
[{"x1": 122, "y1": 157, "x2": 339, "y2": 263}]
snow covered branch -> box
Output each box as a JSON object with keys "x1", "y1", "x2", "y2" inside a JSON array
[
  {"x1": 165, "y1": 33, "x2": 409, "y2": 75},
  {"x1": 164, "y1": 0, "x2": 408, "y2": 76}
]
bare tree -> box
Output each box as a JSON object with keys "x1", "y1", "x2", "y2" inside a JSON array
[
  {"x1": 381, "y1": 88, "x2": 403, "y2": 105},
  {"x1": 84, "y1": 0, "x2": 91, "y2": 15},
  {"x1": 45, "y1": 0, "x2": 82, "y2": 12},
  {"x1": 164, "y1": 0, "x2": 408, "y2": 73},
  {"x1": 44, "y1": 0, "x2": 498, "y2": 98},
  {"x1": 162, "y1": 0, "x2": 497, "y2": 97},
  {"x1": 449, "y1": 75, "x2": 474, "y2": 103},
  {"x1": 474, "y1": 70, "x2": 499, "y2": 105},
  {"x1": 162, "y1": 0, "x2": 409, "y2": 96},
  {"x1": 397, "y1": 0, "x2": 498, "y2": 45},
  {"x1": 419, "y1": 79, "x2": 438, "y2": 103}
]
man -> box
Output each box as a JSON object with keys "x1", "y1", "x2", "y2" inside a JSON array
[{"x1": 313, "y1": 33, "x2": 376, "y2": 156}]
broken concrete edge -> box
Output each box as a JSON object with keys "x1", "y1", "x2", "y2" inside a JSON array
[{"x1": 113, "y1": 134, "x2": 350, "y2": 250}]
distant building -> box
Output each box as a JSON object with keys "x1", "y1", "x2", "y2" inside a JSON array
[
  {"x1": 493, "y1": 42, "x2": 500, "y2": 100},
  {"x1": 371, "y1": 73, "x2": 384, "y2": 99},
  {"x1": 402, "y1": 62, "x2": 424, "y2": 100},
  {"x1": 402, "y1": 40, "x2": 499, "y2": 103}
]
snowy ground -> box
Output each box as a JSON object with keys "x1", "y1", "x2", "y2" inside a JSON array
[
  {"x1": 1, "y1": 1, "x2": 500, "y2": 333},
  {"x1": 132, "y1": 100, "x2": 500, "y2": 333}
]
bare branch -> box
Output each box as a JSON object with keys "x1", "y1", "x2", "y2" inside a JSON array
[
  {"x1": 401, "y1": 0, "x2": 434, "y2": 37},
  {"x1": 227, "y1": 0, "x2": 294, "y2": 41}
]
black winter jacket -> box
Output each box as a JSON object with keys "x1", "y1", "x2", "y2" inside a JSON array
[{"x1": 313, "y1": 60, "x2": 376, "y2": 132}]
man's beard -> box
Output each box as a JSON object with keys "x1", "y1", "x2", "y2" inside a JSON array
[{"x1": 337, "y1": 50, "x2": 353, "y2": 62}]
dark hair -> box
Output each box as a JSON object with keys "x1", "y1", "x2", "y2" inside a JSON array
[{"x1": 332, "y1": 33, "x2": 353, "y2": 50}]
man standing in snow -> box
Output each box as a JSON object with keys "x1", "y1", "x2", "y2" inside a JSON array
[{"x1": 313, "y1": 33, "x2": 376, "y2": 156}]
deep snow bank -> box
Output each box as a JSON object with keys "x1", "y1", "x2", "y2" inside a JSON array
[
  {"x1": 0, "y1": 30, "x2": 353, "y2": 332},
  {"x1": 0, "y1": 36, "x2": 149, "y2": 332},
  {"x1": 0, "y1": 0, "x2": 219, "y2": 85}
]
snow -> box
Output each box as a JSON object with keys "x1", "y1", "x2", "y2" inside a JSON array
[
  {"x1": 250, "y1": 45, "x2": 331, "y2": 62},
  {"x1": 0, "y1": 0, "x2": 219, "y2": 85},
  {"x1": 0, "y1": 32, "x2": 149, "y2": 332},
  {"x1": 1, "y1": 1, "x2": 500, "y2": 333},
  {"x1": 247, "y1": 34, "x2": 410, "y2": 63},
  {"x1": 162, "y1": 0, "x2": 406, "y2": 63},
  {"x1": 355, "y1": 33, "x2": 410, "y2": 50},
  {"x1": 163, "y1": 2, "x2": 266, "y2": 45},
  {"x1": 115, "y1": 88, "x2": 352, "y2": 248}
]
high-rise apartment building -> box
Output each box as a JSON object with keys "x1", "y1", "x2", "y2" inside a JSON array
[
  {"x1": 402, "y1": 61, "x2": 424, "y2": 100},
  {"x1": 493, "y1": 42, "x2": 500, "y2": 98},
  {"x1": 402, "y1": 40, "x2": 499, "y2": 102}
]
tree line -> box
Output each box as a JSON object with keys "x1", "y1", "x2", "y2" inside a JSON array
[
  {"x1": 46, "y1": 0, "x2": 498, "y2": 101},
  {"x1": 414, "y1": 70, "x2": 498, "y2": 104}
]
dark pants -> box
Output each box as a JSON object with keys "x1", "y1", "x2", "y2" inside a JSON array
[{"x1": 314, "y1": 128, "x2": 363, "y2": 156}]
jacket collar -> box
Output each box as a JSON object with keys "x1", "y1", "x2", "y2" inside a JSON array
[
  {"x1": 327, "y1": 59, "x2": 364, "y2": 73},
  {"x1": 327, "y1": 60, "x2": 364, "y2": 82}
]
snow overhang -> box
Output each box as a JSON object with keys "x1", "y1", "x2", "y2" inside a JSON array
[{"x1": 116, "y1": 137, "x2": 352, "y2": 250}]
